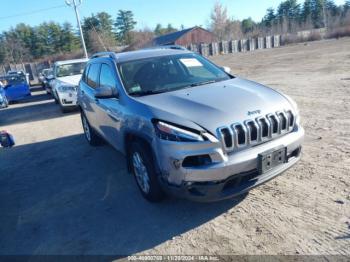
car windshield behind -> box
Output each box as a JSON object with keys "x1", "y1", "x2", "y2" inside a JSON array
[
  {"x1": 42, "y1": 69, "x2": 51, "y2": 77},
  {"x1": 117, "y1": 53, "x2": 232, "y2": 96},
  {"x1": 56, "y1": 62, "x2": 86, "y2": 77}
]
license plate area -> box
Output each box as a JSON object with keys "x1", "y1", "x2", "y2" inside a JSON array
[{"x1": 258, "y1": 146, "x2": 287, "y2": 174}]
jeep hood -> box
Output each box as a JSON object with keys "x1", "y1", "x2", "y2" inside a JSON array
[
  {"x1": 56, "y1": 75, "x2": 82, "y2": 86},
  {"x1": 136, "y1": 77, "x2": 293, "y2": 135}
]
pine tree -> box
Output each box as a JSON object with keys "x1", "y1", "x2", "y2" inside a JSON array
[
  {"x1": 60, "y1": 22, "x2": 80, "y2": 53},
  {"x1": 262, "y1": 8, "x2": 276, "y2": 28},
  {"x1": 114, "y1": 10, "x2": 137, "y2": 45}
]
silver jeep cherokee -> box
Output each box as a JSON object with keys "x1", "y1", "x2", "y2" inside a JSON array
[{"x1": 78, "y1": 47, "x2": 304, "y2": 202}]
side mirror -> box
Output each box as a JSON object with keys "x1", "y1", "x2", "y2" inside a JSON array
[
  {"x1": 95, "y1": 86, "x2": 118, "y2": 99},
  {"x1": 222, "y1": 66, "x2": 231, "y2": 74}
]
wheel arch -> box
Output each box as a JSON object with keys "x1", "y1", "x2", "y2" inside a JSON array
[{"x1": 124, "y1": 132, "x2": 160, "y2": 175}]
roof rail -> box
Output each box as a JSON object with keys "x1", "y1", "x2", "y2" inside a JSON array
[
  {"x1": 90, "y1": 52, "x2": 117, "y2": 59},
  {"x1": 143, "y1": 45, "x2": 188, "y2": 51}
]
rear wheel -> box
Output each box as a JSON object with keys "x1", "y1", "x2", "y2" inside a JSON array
[
  {"x1": 81, "y1": 111, "x2": 103, "y2": 146},
  {"x1": 129, "y1": 142, "x2": 164, "y2": 202}
]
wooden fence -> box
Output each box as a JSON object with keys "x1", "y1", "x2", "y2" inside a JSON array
[{"x1": 187, "y1": 35, "x2": 281, "y2": 56}]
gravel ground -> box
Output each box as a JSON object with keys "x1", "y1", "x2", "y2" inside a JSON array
[{"x1": 0, "y1": 38, "x2": 349, "y2": 256}]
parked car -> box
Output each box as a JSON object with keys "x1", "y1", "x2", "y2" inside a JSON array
[
  {"x1": 51, "y1": 58, "x2": 88, "y2": 113},
  {"x1": 45, "y1": 69, "x2": 55, "y2": 95},
  {"x1": 39, "y1": 68, "x2": 50, "y2": 87},
  {"x1": 78, "y1": 49, "x2": 304, "y2": 202},
  {"x1": 0, "y1": 85, "x2": 8, "y2": 108},
  {"x1": 0, "y1": 74, "x2": 31, "y2": 103},
  {"x1": 39, "y1": 68, "x2": 54, "y2": 94}
]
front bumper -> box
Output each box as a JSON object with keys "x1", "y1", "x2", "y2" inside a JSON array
[
  {"x1": 58, "y1": 91, "x2": 77, "y2": 107},
  {"x1": 155, "y1": 126, "x2": 304, "y2": 202}
]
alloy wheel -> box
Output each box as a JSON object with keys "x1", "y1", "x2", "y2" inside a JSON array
[{"x1": 132, "y1": 152, "x2": 150, "y2": 194}]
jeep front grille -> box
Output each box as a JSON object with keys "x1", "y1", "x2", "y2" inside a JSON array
[{"x1": 217, "y1": 110, "x2": 296, "y2": 151}]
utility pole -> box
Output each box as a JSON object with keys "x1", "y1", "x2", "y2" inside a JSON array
[
  {"x1": 65, "y1": 0, "x2": 88, "y2": 58},
  {"x1": 322, "y1": 0, "x2": 328, "y2": 30}
]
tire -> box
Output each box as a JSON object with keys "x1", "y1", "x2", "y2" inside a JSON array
[
  {"x1": 129, "y1": 142, "x2": 165, "y2": 202},
  {"x1": 80, "y1": 111, "x2": 103, "y2": 146},
  {"x1": 60, "y1": 105, "x2": 69, "y2": 113},
  {"x1": 54, "y1": 92, "x2": 59, "y2": 104}
]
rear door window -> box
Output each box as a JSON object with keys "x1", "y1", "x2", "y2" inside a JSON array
[
  {"x1": 82, "y1": 64, "x2": 90, "y2": 83},
  {"x1": 87, "y1": 63, "x2": 100, "y2": 89}
]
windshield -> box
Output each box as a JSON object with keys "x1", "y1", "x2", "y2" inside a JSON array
[
  {"x1": 117, "y1": 53, "x2": 232, "y2": 96},
  {"x1": 42, "y1": 69, "x2": 51, "y2": 77},
  {"x1": 56, "y1": 62, "x2": 86, "y2": 78},
  {"x1": 1, "y1": 75, "x2": 26, "y2": 86}
]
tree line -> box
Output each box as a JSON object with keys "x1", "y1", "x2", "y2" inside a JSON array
[
  {"x1": 210, "y1": 0, "x2": 350, "y2": 40},
  {"x1": 1, "y1": 0, "x2": 350, "y2": 64},
  {"x1": 0, "y1": 10, "x2": 179, "y2": 64}
]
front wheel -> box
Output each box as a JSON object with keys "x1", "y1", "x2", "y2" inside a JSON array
[
  {"x1": 4, "y1": 97, "x2": 8, "y2": 108},
  {"x1": 53, "y1": 91, "x2": 59, "y2": 104},
  {"x1": 129, "y1": 142, "x2": 165, "y2": 202}
]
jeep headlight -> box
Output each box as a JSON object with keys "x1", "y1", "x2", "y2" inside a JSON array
[
  {"x1": 58, "y1": 85, "x2": 76, "y2": 92},
  {"x1": 155, "y1": 121, "x2": 204, "y2": 142},
  {"x1": 153, "y1": 120, "x2": 219, "y2": 142}
]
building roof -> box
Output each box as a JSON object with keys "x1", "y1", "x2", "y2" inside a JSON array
[{"x1": 152, "y1": 26, "x2": 212, "y2": 46}]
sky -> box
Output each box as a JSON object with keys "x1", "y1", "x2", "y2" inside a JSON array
[{"x1": 0, "y1": 0, "x2": 346, "y2": 32}]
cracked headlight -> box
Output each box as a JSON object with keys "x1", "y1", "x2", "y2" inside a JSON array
[{"x1": 154, "y1": 121, "x2": 205, "y2": 142}]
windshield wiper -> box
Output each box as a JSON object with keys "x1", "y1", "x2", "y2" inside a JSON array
[
  {"x1": 129, "y1": 90, "x2": 165, "y2": 97},
  {"x1": 188, "y1": 80, "x2": 217, "y2": 87}
]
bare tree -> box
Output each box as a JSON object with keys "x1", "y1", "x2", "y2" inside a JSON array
[
  {"x1": 124, "y1": 27, "x2": 155, "y2": 51},
  {"x1": 224, "y1": 20, "x2": 243, "y2": 39},
  {"x1": 209, "y1": 1, "x2": 243, "y2": 40},
  {"x1": 209, "y1": 1, "x2": 229, "y2": 40}
]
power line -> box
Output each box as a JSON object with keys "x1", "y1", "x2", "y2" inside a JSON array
[{"x1": 0, "y1": 5, "x2": 66, "y2": 20}]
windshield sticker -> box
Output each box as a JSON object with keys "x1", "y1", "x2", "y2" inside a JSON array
[
  {"x1": 180, "y1": 58, "x2": 203, "y2": 67},
  {"x1": 130, "y1": 85, "x2": 141, "y2": 93}
]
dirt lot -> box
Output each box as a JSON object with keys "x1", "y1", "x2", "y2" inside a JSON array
[{"x1": 0, "y1": 38, "x2": 349, "y2": 256}]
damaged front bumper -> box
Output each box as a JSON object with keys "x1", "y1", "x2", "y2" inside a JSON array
[{"x1": 155, "y1": 126, "x2": 304, "y2": 202}]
